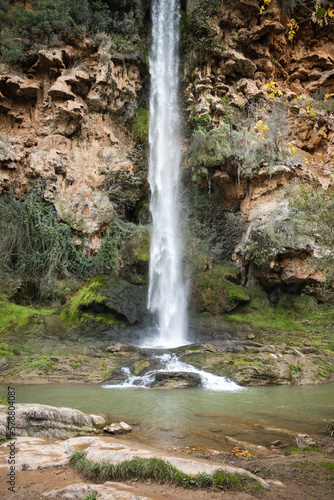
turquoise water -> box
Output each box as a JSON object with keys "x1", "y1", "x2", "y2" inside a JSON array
[{"x1": 11, "y1": 382, "x2": 334, "y2": 451}]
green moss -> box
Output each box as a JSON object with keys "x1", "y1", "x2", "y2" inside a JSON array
[
  {"x1": 23, "y1": 356, "x2": 58, "y2": 374},
  {"x1": 60, "y1": 277, "x2": 107, "y2": 326},
  {"x1": 233, "y1": 361, "x2": 264, "y2": 367},
  {"x1": 192, "y1": 264, "x2": 249, "y2": 315},
  {"x1": 133, "y1": 360, "x2": 150, "y2": 375},
  {"x1": 132, "y1": 232, "x2": 150, "y2": 262},
  {"x1": 226, "y1": 295, "x2": 334, "y2": 335},
  {"x1": 0, "y1": 301, "x2": 55, "y2": 334},
  {"x1": 131, "y1": 108, "x2": 149, "y2": 143}
]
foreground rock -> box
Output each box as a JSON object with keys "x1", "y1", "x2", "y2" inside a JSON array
[
  {"x1": 44, "y1": 482, "x2": 166, "y2": 500},
  {"x1": 0, "y1": 435, "x2": 282, "y2": 489},
  {"x1": 0, "y1": 404, "x2": 132, "y2": 439}
]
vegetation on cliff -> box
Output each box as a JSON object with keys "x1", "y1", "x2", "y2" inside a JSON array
[{"x1": 0, "y1": 0, "x2": 150, "y2": 63}]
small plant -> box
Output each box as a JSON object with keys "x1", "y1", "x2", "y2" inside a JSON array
[
  {"x1": 289, "y1": 364, "x2": 301, "y2": 375},
  {"x1": 83, "y1": 492, "x2": 98, "y2": 500}
]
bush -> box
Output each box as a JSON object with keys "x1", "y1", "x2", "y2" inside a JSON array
[
  {"x1": 186, "y1": 102, "x2": 300, "y2": 181},
  {"x1": 0, "y1": 0, "x2": 150, "y2": 64},
  {"x1": 182, "y1": 188, "x2": 244, "y2": 263}
]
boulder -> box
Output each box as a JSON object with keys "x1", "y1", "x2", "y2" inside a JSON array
[
  {"x1": 0, "y1": 404, "x2": 107, "y2": 439},
  {"x1": 150, "y1": 371, "x2": 202, "y2": 388},
  {"x1": 103, "y1": 422, "x2": 132, "y2": 434},
  {"x1": 295, "y1": 433, "x2": 316, "y2": 448}
]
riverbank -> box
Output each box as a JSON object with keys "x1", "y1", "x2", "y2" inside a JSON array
[{"x1": 0, "y1": 431, "x2": 333, "y2": 499}]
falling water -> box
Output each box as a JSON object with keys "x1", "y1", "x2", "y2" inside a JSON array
[{"x1": 147, "y1": 0, "x2": 187, "y2": 347}]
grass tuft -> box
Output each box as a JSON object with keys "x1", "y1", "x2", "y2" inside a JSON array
[{"x1": 69, "y1": 451, "x2": 257, "y2": 491}]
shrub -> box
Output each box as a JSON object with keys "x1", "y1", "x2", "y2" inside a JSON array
[{"x1": 0, "y1": 186, "x2": 135, "y2": 301}]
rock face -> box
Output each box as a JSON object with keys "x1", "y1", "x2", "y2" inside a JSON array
[
  {"x1": 0, "y1": 44, "x2": 145, "y2": 254},
  {"x1": 0, "y1": 404, "x2": 107, "y2": 439},
  {"x1": 43, "y1": 482, "x2": 166, "y2": 500}
]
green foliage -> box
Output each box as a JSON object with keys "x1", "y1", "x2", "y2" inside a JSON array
[
  {"x1": 60, "y1": 277, "x2": 107, "y2": 324},
  {"x1": 0, "y1": 0, "x2": 150, "y2": 64},
  {"x1": 69, "y1": 451, "x2": 255, "y2": 490},
  {"x1": 0, "y1": 188, "x2": 93, "y2": 301},
  {"x1": 289, "y1": 364, "x2": 301, "y2": 374},
  {"x1": 131, "y1": 108, "x2": 149, "y2": 143},
  {"x1": 289, "y1": 182, "x2": 334, "y2": 299},
  {"x1": 105, "y1": 170, "x2": 145, "y2": 213},
  {"x1": 186, "y1": 103, "x2": 298, "y2": 182},
  {"x1": 316, "y1": 462, "x2": 334, "y2": 470},
  {"x1": 0, "y1": 188, "x2": 136, "y2": 301},
  {"x1": 23, "y1": 356, "x2": 58, "y2": 373},
  {"x1": 83, "y1": 493, "x2": 98, "y2": 500},
  {"x1": 192, "y1": 264, "x2": 249, "y2": 315},
  {"x1": 182, "y1": 188, "x2": 244, "y2": 263}
]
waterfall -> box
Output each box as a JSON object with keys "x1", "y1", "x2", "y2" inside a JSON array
[{"x1": 147, "y1": 0, "x2": 187, "y2": 347}]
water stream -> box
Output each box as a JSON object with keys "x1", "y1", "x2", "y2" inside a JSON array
[
  {"x1": 147, "y1": 0, "x2": 187, "y2": 348},
  {"x1": 103, "y1": 354, "x2": 242, "y2": 391}
]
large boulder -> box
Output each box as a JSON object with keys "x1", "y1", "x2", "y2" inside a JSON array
[{"x1": 0, "y1": 404, "x2": 106, "y2": 439}]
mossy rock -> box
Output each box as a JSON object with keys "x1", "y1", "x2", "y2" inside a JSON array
[
  {"x1": 190, "y1": 264, "x2": 249, "y2": 315},
  {"x1": 61, "y1": 276, "x2": 150, "y2": 327},
  {"x1": 120, "y1": 227, "x2": 150, "y2": 285},
  {"x1": 0, "y1": 301, "x2": 55, "y2": 334}
]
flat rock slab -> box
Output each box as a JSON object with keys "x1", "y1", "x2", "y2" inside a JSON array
[
  {"x1": 44, "y1": 481, "x2": 166, "y2": 499},
  {"x1": 0, "y1": 436, "x2": 284, "y2": 489}
]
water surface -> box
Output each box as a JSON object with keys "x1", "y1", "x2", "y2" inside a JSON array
[{"x1": 13, "y1": 383, "x2": 334, "y2": 451}]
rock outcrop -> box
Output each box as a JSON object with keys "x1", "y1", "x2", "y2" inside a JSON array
[{"x1": 0, "y1": 404, "x2": 107, "y2": 439}]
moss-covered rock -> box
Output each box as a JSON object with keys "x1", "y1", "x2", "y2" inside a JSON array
[
  {"x1": 61, "y1": 276, "x2": 150, "y2": 327},
  {"x1": 190, "y1": 264, "x2": 250, "y2": 315},
  {"x1": 0, "y1": 301, "x2": 55, "y2": 335}
]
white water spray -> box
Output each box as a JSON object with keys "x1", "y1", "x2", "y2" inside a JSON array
[
  {"x1": 103, "y1": 354, "x2": 243, "y2": 392},
  {"x1": 147, "y1": 0, "x2": 187, "y2": 347}
]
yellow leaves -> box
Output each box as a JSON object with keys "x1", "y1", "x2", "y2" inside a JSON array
[
  {"x1": 263, "y1": 125, "x2": 269, "y2": 131},
  {"x1": 287, "y1": 18, "x2": 299, "y2": 40},
  {"x1": 231, "y1": 446, "x2": 256, "y2": 458},
  {"x1": 328, "y1": 9, "x2": 334, "y2": 18},
  {"x1": 260, "y1": 0, "x2": 271, "y2": 14},
  {"x1": 324, "y1": 133, "x2": 328, "y2": 139},
  {"x1": 248, "y1": 128, "x2": 253, "y2": 133},
  {"x1": 256, "y1": 120, "x2": 263, "y2": 126},
  {"x1": 306, "y1": 106, "x2": 309, "y2": 111},
  {"x1": 278, "y1": 132, "x2": 282, "y2": 136},
  {"x1": 287, "y1": 141, "x2": 296, "y2": 154},
  {"x1": 263, "y1": 81, "x2": 284, "y2": 99}
]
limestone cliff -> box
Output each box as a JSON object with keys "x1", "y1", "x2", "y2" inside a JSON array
[{"x1": 0, "y1": 0, "x2": 333, "y2": 318}]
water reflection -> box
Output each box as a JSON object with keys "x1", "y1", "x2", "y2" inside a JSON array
[{"x1": 11, "y1": 383, "x2": 334, "y2": 451}]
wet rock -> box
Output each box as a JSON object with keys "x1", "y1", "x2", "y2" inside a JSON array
[
  {"x1": 150, "y1": 371, "x2": 202, "y2": 388},
  {"x1": 103, "y1": 422, "x2": 132, "y2": 434}
]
